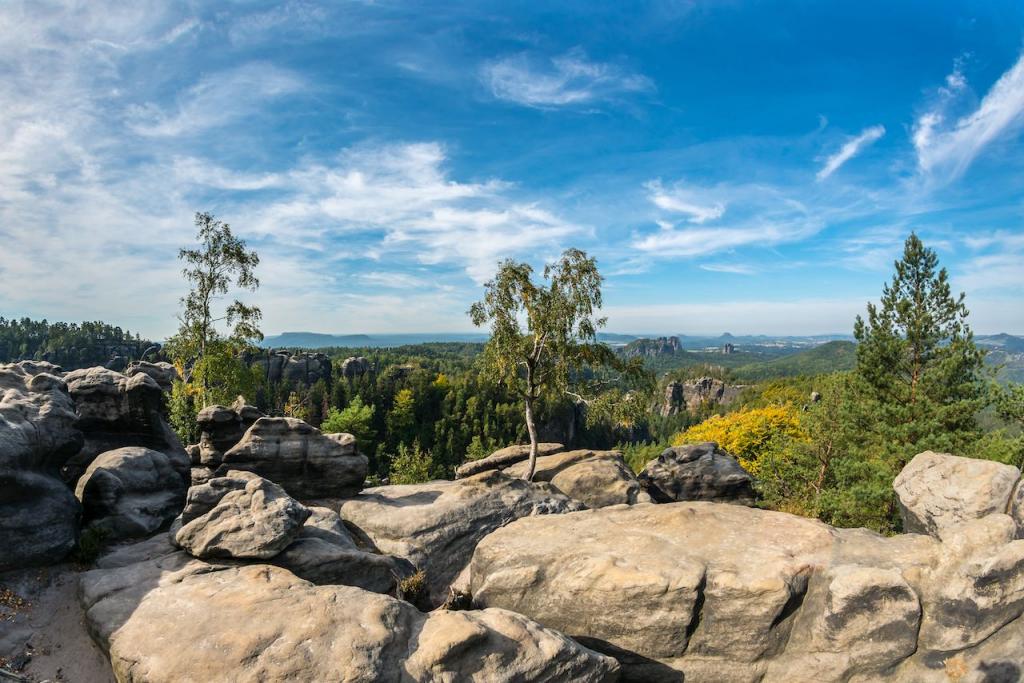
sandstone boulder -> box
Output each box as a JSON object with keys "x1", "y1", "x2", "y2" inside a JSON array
[
  {"x1": 339, "y1": 470, "x2": 585, "y2": 606},
  {"x1": 75, "y1": 446, "x2": 189, "y2": 540},
  {"x1": 62, "y1": 366, "x2": 185, "y2": 483},
  {"x1": 124, "y1": 361, "x2": 178, "y2": 393},
  {"x1": 638, "y1": 442, "x2": 756, "y2": 505},
  {"x1": 893, "y1": 451, "x2": 1020, "y2": 536},
  {"x1": 0, "y1": 362, "x2": 83, "y2": 570},
  {"x1": 340, "y1": 355, "x2": 371, "y2": 379},
  {"x1": 503, "y1": 449, "x2": 651, "y2": 507},
  {"x1": 456, "y1": 442, "x2": 565, "y2": 478},
  {"x1": 174, "y1": 471, "x2": 310, "y2": 559},
  {"x1": 470, "y1": 502, "x2": 948, "y2": 681},
  {"x1": 195, "y1": 396, "x2": 263, "y2": 468},
  {"x1": 217, "y1": 417, "x2": 367, "y2": 499},
  {"x1": 79, "y1": 560, "x2": 619, "y2": 683}
]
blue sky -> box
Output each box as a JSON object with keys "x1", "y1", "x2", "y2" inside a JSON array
[{"x1": 2, "y1": 1, "x2": 1023, "y2": 337}]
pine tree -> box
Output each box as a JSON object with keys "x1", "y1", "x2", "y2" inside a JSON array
[{"x1": 853, "y1": 233, "x2": 986, "y2": 470}]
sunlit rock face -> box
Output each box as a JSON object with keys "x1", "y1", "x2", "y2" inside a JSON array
[{"x1": 471, "y1": 451, "x2": 1024, "y2": 682}]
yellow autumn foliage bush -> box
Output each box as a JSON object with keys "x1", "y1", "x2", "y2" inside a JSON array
[{"x1": 671, "y1": 404, "x2": 807, "y2": 475}]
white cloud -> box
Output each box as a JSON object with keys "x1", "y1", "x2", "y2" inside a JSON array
[
  {"x1": 915, "y1": 53, "x2": 1024, "y2": 181},
  {"x1": 645, "y1": 180, "x2": 725, "y2": 223},
  {"x1": 632, "y1": 223, "x2": 820, "y2": 258},
  {"x1": 816, "y1": 125, "x2": 885, "y2": 180},
  {"x1": 633, "y1": 180, "x2": 823, "y2": 259},
  {"x1": 482, "y1": 49, "x2": 652, "y2": 108},
  {"x1": 699, "y1": 263, "x2": 756, "y2": 275},
  {"x1": 127, "y1": 63, "x2": 305, "y2": 137}
]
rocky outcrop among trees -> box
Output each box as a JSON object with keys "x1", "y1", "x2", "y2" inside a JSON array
[
  {"x1": 248, "y1": 349, "x2": 332, "y2": 386},
  {"x1": 216, "y1": 417, "x2": 367, "y2": 498},
  {"x1": 502, "y1": 449, "x2": 651, "y2": 507},
  {"x1": 660, "y1": 377, "x2": 741, "y2": 416},
  {"x1": 339, "y1": 470, "x2": 585, "y2": 606},
  {"x1": 456, "y1": 442, "x2": 566, "y2": 478},
  {"x1": 638, "y1": 441, "x2": 756, "y2": 505},
  {"x1": 620, "y1": 336, "x2": 681, "y2": 359},
  {"x1": 340, "y1": 355, "x2": 371, "y2": 379}
]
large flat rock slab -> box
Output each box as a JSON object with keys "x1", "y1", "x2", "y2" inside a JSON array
[
  {"x1": 80, "y1": 560, "x2": 619, "y2": 682},
  {"x1": 470, "y1": 501, "x2": 1011, "y2": 682}
]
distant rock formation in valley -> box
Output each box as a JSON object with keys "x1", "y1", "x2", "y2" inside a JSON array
[
  {"x1": 620, "y1": 335, "x2": 681, "y2": 359},
  {"x1": 659, "y1": 376, "x2": 742, "y2": 416},
  {"x1": 246, "y1": 348, "x2": 332, "y2": 386}
]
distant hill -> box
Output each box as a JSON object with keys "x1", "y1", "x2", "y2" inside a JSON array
[
  {"x1": 261, "y1": 331, "x2": 491, "y2": 349},
  {"x1": 734, "y1": 340, "x2": 858, "y2": 380},
  {"x1": 977, "y1": 333, "x2": 1024, "y2": 353}
]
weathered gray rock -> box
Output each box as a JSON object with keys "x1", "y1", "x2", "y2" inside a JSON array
[
  {"x1": 174, "y1": 471, "x2": 311, "y2": 560},
  {"x1": 503, "y1": 449, "x2": 651, "y2": 507},
  {"x1": 893, "y1": 451, "x2": 1020, "y2": 536},
  {"x1": 124, "y1": 361, "x2": 178, "y2": 393},
  {"x1": 79, "y1": 560, "x2": 619, "y2": 683},
  {"x1": 456, "y1": 442, "x2": 565, "y2": 478},
  {"x1": 340, "y1": 355, "x2": 371, "y2": 379},
  {"x1": 249, "y1": 349, "x2": 332, "y2": 386},
  {"x1": 339, "y1": 470, "x2": 585, "y2": 606},
  {"x1": 62, "y1": 366, "x2": 185, "y2": 483},
  {"x1": 217, "y1": 417, "x2": 367, "y2": 499},
  {"x1": 270, "y1": 506, "x2": 415, "y2": 592},
  {"x1": 0, "y1": 362, "x2": 83, "y2": 570},
  {"x1": 75, "y1": 446, "x2": 189, "y2": 540},
  {"x1": 638, "y1": 441, "x2": 756, "y2": 505},
  {"x1": 195, "y1": 396, "x2": 263, "y2": 468},
  {"x1": 918, "y1": 515, "x2": 1024, "y2": 652},
  {"x1": 660, "y1": 377, "x2": 741, "y2": 417}
]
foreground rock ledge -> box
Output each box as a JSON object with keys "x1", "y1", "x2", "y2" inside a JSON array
[
  {"x1": 80, "y1": 561, "x2": 619, "y2": 682},
  {"x1": 470, "y1": 501, "x2": 1024, "y2": 682}
]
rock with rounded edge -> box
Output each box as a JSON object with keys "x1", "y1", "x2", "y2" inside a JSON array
[
  {"x1": 62, "y1": 366, "x2": 185, "y2": 483},
  {"x1": 217, "y1": 417, "x2": 367, "y2": 499},
  {"x1": 503, "y1": 449, "x2": 651, "y2": 507},
  {"x1": 124, "y1": 361, "x2": 178, "y2": 393},
  {"x1": 638, "y1": 441, "x2": 756, "y2": 505},
  {"x1": 79, "y1": 560, "x2": 619, "y2": 683},
  {"x1": 893, "y1": 451, "x2": 1020, "y2": 536},
  {"x1": 339, "y1": 469, "x2": 585, "y2": 606},
  {"x1": 174, "y1": 470, "x2": 310, "y2": 559},
  {"x1": 195, "y1": 397, "x2": 263, "y2": 468},
  {"x1": 75, "y1": 446, "x2": 190, "y2": 540},
  {"x1": 0, "y1": 362, "x2": 83, "y2": 569},
  {"x1": 456, "y1": 442, "x2": 565, "y2": 478}
]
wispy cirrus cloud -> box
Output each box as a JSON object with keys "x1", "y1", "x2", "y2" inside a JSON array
[
  {"x1": 645, "y1": 180, "x2": 725, "y2": 223},
  {"x1": 816, "y1": 124, "x2": 885, "y2": 180},
  {"x1": 914, "y1": 53, "x2": 1024, "y2": 182},
  {"x1": 481, "y1": 49, "x2": 652, "y2": 108},
  {"x1": 632, "y1": 180, "x2": 823, "y2": 259},
  {"x1": 127, "y1": 63, "x2": 306, "y2": 137}
]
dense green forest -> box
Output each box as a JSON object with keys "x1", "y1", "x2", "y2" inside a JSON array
[{"x1": 0, "y1": 317, "x2": 154, "y2": 369}]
